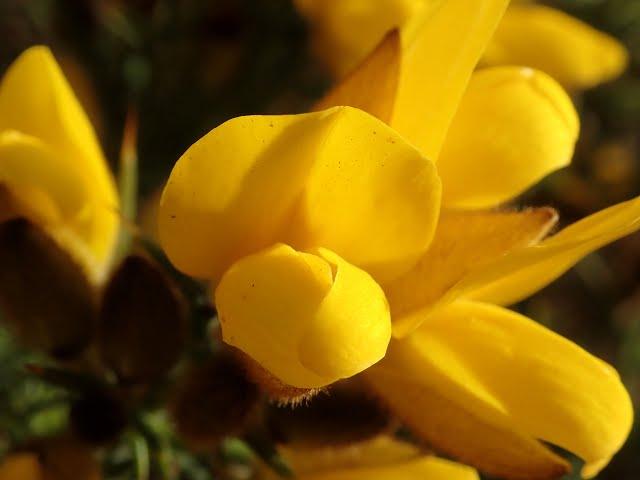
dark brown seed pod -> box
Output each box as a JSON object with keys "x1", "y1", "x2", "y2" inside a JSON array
[
  {"x1": 169, "y1": 350, "x2": 259, "y2": 451},
  {"x1": 266, "y1": 380, "x2": 391, "y2": 447},
  {"x1": 0, "y1": 219, "x2": 96, "y2": 359},
  {"x1": 98, "y1": 254, "x2": 187, "y2": 384}
]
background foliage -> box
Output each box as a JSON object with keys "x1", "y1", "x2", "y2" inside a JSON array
[{"x1": 0, "y1": 0, "x2": 639, "y2": 478}]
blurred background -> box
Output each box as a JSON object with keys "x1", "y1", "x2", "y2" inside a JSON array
[{"x1": 0, "y1": 0, "x2": 639, "y2": 478}]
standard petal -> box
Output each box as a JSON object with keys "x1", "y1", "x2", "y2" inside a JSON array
[
  {"x1": 215, "y1": 244, "x2": 391, "y2": 389},
  {"x1": 438, "y1": 67, "x2": 578, "y2": 209},
  {"x1": 391, "y1": 0, "x2": 510, "y2": 159},
  {"x1": 293, "y1": 0, "x2": 426, "y2": 77},
  {"x1": 160, "y1": 107, "x2": 440, "y2": 284},
  {"x1": 366, "y1": 301, "x2": 632, "y2": 479},
  {"x1": 266, "y1": 436, "x2": 478, "y2": 480},
  {"x1": 384, "y1": 208, "x2": 558, "y2": 337},
  {"x1": 313, "y1": 30, "x2": 401, "y2": 124},
  {"x1": 452, "y1": 195, "x2": 640, "y2": 306},
  {"x1": 289, "y1": 107, "x2": 441, "y2": 284},
  {"x1": 483, "y1": 4, "x2": 629, "y2": 90},
  {"x1": 0, "y1": 46, "x2": 118, "y2": 277}
]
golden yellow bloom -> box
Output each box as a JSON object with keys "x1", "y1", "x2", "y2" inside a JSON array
[
  {"x1": 159, "y1": 0, "x2": 633, "y2": 477},
  {"x1": 0, "y1": 46, "x2": 119, "y2": 282},
  {"x1": 295, "y1": 0, "x2": 628, "y2": 90},
  {"x1": 483, "y1": 3, "x2": 629, "y2": 90},
  {"x1": 260, "y1": 436, "x2": 479, "y2": 480}
]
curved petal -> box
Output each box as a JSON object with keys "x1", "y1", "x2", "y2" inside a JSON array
[
  {"x1": 0, "y1": 46, "x2": 118, "y2": 277},
  {"x1": 438, "y1": 67, "x2": 579, "y2": 209},
  {"x1": 384, "y1": 207, "x2": 558, "y2": 336},
  {"x1": 451, "y1": 195, "x2": 640, "y2": 306},
  {"x1": 391, "y1": 0, "x2": 510, "y2": 159},
  {"x1": 367, "y1": 301, "x2": 632, "y2": 478},
  {"x1": 159, "y1": 107, "x2": 440, "y2": 284},
  {"x1": 289, "y1": 108, "x2": 441, "y2": 283},
  {"x1": 313, "y1": 29, "x2": 401, "y2": 124},
  {"x1": 268, "y1": 436, "x2": 478, "y2": 480},
  {"x1": 483, "y1": 4, "x2": 629, "y2": 90},
  {"x1": 293, "y1": 0, "x2": 426, "y2": 77},
  {"x1": 215, "y1": 243, "x2": 391, "y2": 389}
]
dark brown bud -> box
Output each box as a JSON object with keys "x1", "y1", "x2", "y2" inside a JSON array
[
  {"x1": 69, "y1": 387, "x2": 128, "y2": 446},
  {"x1": 98, "y1": 254, "x2": 187, "y2": 384},
  {"x1": 0, "y1": 219, "x2": 96, "y2": 359},
  {"x1": 266, "y1": 381, "x2": 390, "y2": 448},
  {"x1": 169, "y1": 350, "x2": 259, "y2": 451}
]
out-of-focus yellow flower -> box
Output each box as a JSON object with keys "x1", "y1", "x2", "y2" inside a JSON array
[
  {"x1": 260, "y1": 436, "x2": 479, "y2": 480},
  {"x1": 295, "y1": 0, "x2": 628, "y2": 90},
  {"x1": 0, "y1": 46, "x2": 119, "y2": 282},
  {"x1": 483, "y1": 3, "x2": 629, "y2": 90},
  {"x1": 160, "y1": 1, "x2": 634, "y2": 477}
]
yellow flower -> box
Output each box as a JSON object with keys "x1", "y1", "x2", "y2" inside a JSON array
[
  {"x1": 0, "y1": 46, "x2": 119, "y2": 282},
  {"x1": 295, "y1": 0, "x2": 628, "y2": 90},
  {"x1": 159, "y1": 0, "x2": 633, "y2": 477},
  {"x1": 260, "y1": 436, "x2": 479, "y2": 480}
]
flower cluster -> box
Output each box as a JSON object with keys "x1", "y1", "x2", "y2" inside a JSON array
[{"x1": 0, "y1": 1, "x2": 636, "y2": 480}]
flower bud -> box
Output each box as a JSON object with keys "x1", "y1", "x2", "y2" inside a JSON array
[
  {"x1": 169, "y1": 350, "x2": 259, "y2": 450},
  {"x1": 98, "y1": 254, "x2": 187, "y2": 384},
  {"x1": 0, "y1": 219, "x2": 96, "y2": 359},
  {"x1": 266, "y1": 381, "x2": 390, "y2": 447}
]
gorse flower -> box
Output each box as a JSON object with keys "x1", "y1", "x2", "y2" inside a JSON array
[
  {"x1": 0, "y1": 46, "x2": 119, "y2": 283},
  {"x1": 159, "y1": 1, "x2": 635, "y2": 478},
  {"x1": 295, "y1": 0, "x2": 628, "y2": 90}
]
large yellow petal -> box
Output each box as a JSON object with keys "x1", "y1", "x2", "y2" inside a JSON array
[
  {"x1": 159, "y1": 107, "x2": 440, "y2": 284},
  {"x1": 313, "y1": 30, "x2": 401, "y2": 124},
  {"x1": 391, "y1": 0, "x2": 510, "y2": 159},
  {"x1": 288, "y1": 108, "x2": 441, "y2": 284},
  {"x1": 265, "y1": 436, "x2": 478, "y2": 480},
  {"x1": 438, "y1": 67, "x2": 579, "y2": 209},
  {"x1": 215, "y1": 244, "x2": 391, "y2": 389},
  {"x1": 484, "y1": 4, "x2": 629, "y2": 90},
  {"x1": 293, "y1": 0, "x2": 427, "y2": 77},
  {"x1": 384, "y1": 207, "x2": 558, "y2": 337},
  {"x1": 0, "y1": 454, "x2": 42, "y2": 480},
  {"x1": 452, "y1": 195, "x2": 640, "y2": 306},
  {"x1": 0, "y1": 46, "x2": 118, "y2": 279},
  {"x1": 366, "y1": 301, "x2": 632, "y2": 479}
]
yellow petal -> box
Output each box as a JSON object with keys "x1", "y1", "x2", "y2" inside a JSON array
[
  {"x1": 438, "y1": 67, "x2": 579, "y2": 209},
  {"x1": 294, "y1": 0, "x2": 426, "y2": 77},
  {"x1": 391, "y1": 0, "x2": 509, "y2": 159},
  {"x1": 367, "y1": 301, "x2": 632, "y2": 479},
  {"x1": 385, "y1": 207, "x2": 558, "y2": 337},
  {"x1": 289, "y1": 108, "x2": 441, "y2": 283},
  {"x1": 299, "y1": 456, "x2": 478, "y2": 480},
  {"x1": 453, "y1": 195, "x2": 640, "y2": 306},
  {"x1": 159, "y1": 107, "x2": 440, "y2": 284},
  {"x1": 313, "y1": 29, "x2": 401, "y2": 124},
  {"x1": 484, "y1": 4, "x2": 629, "y2": 90},
  {"x1": 215, "y1": 243, "x2": 391, "y2": 389},
  {"x1": 269, "y1": 436, "x2": 478, "y2": 480},
  {"x1": 0, "y1": 46, "x2": 118, "y2": 279},
  {"x1": 373, "y1": 302, "x2": 633, "y2": 478}
]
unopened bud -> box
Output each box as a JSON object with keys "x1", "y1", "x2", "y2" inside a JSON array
[
  {"x1": 0, "y1": 219, "x2": 96, "y2": 359},
  {"x1": 266, "y1": 381, "x2": 390, "y2": 447},
  {"x1": 169, "y1": 350, "x2": 259, "y2": 451},
  {"x1": 98, "y1": 254, "x2": 187, "y2": 384}
]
